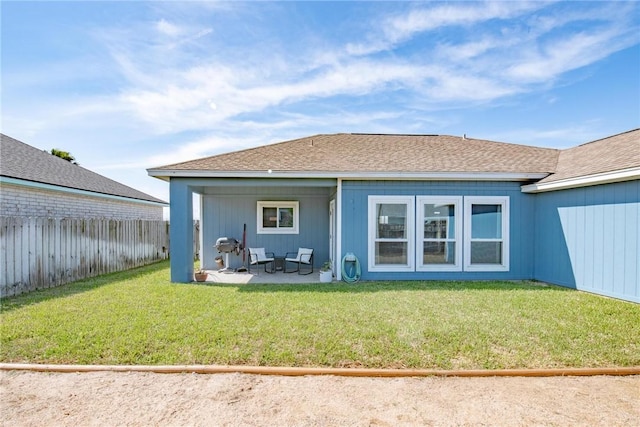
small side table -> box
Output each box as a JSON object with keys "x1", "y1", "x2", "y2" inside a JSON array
[{"x1": 274, "y1": 256, "x2": 285, "y2": 271}]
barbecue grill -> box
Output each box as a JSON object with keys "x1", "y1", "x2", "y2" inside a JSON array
[{"x1": 215, "y1": 237, "x2": 241, "y2": 273}]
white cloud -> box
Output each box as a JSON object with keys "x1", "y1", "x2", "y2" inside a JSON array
[
  {"x1": 167, "y1": 28, "x2": 213, "y2": 50},
  {"x1": 386, "y1": 1, "x2": 536, "y2": 40},
  {"x1": 505, "y1": 29, "x2": 638, "y2": 83},
  {"x1": 423, "y1": 69, "x2": 517, "y2": 101},
  {"x1": 116, "y1": 59, "x2": 425, "y2": 134},
  {"x1": 346, "y1": 1, "x2": 547, "y2": 57},
  {"x1": 156, "y1": 19, "x2": 183, "y2": 37}
]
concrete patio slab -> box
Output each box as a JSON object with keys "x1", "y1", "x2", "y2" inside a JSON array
[{"x1": 199, "y1": 269, "x2": 327, "y2": 284}]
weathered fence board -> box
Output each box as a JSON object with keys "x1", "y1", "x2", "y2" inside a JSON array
[{"x1": 0, "y1": 218, "x2": 171, "y2": 298}]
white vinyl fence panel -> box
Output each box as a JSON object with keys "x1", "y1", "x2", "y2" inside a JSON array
[{"x1": 0, "y1": 217, "x2": 170, "y2": 297}]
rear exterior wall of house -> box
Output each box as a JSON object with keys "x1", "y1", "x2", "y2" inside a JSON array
[
  {"x1": 201, "y1": 185, "x2": 332, "y2": 271},
  {"x1": 340, "y1": 180, "x2": 536, "y2": 281}
]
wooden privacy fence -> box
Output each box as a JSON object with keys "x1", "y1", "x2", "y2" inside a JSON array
[{"x1": 0, "y1": 217, "x2": 170, "y2": 298}]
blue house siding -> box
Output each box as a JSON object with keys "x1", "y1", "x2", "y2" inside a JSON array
[
  {"x1": 340, "y1": 180, "x2": 536, "y2": 281},
  {"x1": 533, "y1": 180, "x2": 640, "y2": 302},
  {"x1": 201, "y1": 186, "x2": 332, "y2": 271}
]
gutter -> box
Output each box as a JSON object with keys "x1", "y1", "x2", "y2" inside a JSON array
[
  {"x1": 147, "y1": 170, "x2": 549, "y2": 182},
  {"x1": 522, "y1": 167, "x2": 640, "y2": 193},
  {"x1": 1, "y1": 363, "x2": 638, "y2": 378}
]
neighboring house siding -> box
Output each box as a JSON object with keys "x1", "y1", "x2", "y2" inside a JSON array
[
  {"x1": 0, "y1": 183, "x2": 163, "y2": 220},
  {"x1": 340, "y1": 180, "x2": 536, "y2": 281},
  {"x1": 201, "y1": 186, "x2": 331, "y2": 270},
  {"x1": 534, "y1": 180, "x2": 639, "y2": 303}
]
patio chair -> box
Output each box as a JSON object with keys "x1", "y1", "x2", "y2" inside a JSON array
[
  {"x1": 248, "y1": 248, "x2": 275, "y2": 274},
  {"x1": 284, "y1": 248, "x2": 314, "y2": 275}
]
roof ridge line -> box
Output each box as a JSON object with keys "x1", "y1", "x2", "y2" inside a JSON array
[
  {"x1": 573, "y1": 128, "x2": 640, "y2": 148},
  {"x1": 349, "y1": 133, "x2": 440, "y2": 137}
]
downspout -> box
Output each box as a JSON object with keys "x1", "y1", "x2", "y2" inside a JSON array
[
  {"x1": 198, "y1": 193, "x2": 204, "y2": 264},
  {"x1": 336, "y1": 178, "x2": 343, "y2": 281}
]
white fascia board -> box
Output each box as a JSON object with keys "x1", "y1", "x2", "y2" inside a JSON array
[
  {"x1": 0, "y1": 176, "x2": 168, "y2": 207},
  {"x1": 521, "y1": 167, "x2": 640, "y2": 193},
  {"x1": 148, "y1": 169, "x2": 549, "y2": 182}
]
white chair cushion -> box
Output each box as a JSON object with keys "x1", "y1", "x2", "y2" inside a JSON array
[
  {"x1": 286, "y1": 248, "x2": 313, "y2": 264},
  {"x1": 249, "y1": 248, "x2": 273, "y2": 264}
]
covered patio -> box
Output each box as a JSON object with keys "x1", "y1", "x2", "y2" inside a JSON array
[{"x1": 163, "y1": 177, "x2": 338, "y2": 283}]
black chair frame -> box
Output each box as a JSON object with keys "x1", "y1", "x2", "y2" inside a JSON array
[
  {"x1": 248, "y1": 250, "x2": 275, "y2": 274},
  {"x1": 284, "y1": 250, "x2": 314, "y2": 275}
]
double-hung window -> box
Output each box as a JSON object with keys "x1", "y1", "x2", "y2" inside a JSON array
[
  {"x1": 257, "y1": 201, "x2": 299, "y2": 234},
  {"x1": 368, "y1": 196, "x2": 414, "y2": 271},
  {"x1": 416, "y1": 196, "x2": 462, "y2": 271},
  {"x1": 463, "y1": 196, "x2": 509, "y2": 271}
]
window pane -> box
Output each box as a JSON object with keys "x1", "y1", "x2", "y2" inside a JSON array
[
  {"x1": 375, "y1": 242, "x2": 407, "y2": 264},
  {"x1": 377, "y1": 204, "x2": 407, "y2": 238},
  {"x1": 471, "y1": 204, "x2": 502, "y2": 239},
  {"x1": 278, "y1": 207, "x2": 294, "y2": 228},
  {"x1": 262, "y1": 207, "x2": 277, "y2": 228},
  {"x1": 423, "y1": 242, "x2": 455, "y2": 264},
  {"x1": 423, "y1": 204, "x2": 455, "y2": 239},
  {"x1": 470, "y1": 242, "x2": 502, "y2": 264}
]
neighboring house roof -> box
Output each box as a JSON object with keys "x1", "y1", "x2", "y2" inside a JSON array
[
  {"x1": 1, "y1": 133, "x2": 167, "y2": 204},
  {"x1": 149, "y1": 133, "x2": 559, "y2": 179}
]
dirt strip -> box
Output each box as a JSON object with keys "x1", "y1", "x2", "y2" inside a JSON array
[{"x1": 1, "y1": 370, "x2": 638, "y2": 426}]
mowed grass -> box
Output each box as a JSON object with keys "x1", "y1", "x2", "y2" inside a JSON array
[{"x1": 1, "y1": 261, "x2": 639, "y2": 369}]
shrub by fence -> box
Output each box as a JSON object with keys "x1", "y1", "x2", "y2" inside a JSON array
[{"x1": 0, "y1": 217, "x2": 170, "y2": 298}]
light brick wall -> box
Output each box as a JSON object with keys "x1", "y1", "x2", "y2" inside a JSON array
[{"x1": 0, "y1": 183, "x2": 163, "y2": 220}]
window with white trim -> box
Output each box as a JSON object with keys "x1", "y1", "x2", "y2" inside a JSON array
[
  {"x1": 416, "y1": 196, "x2": 462, "y2": 271},
  {"x1": 367, "y1": 195, "x2": 510, "y2": 273},
  {"x1": 463, "y1": 196, "x2": 509, "y2": 271},
  {"x1": 257, "y1": 201, "x2": 299, "y2": 234},
  {"x1": 368, "y1": 196, "x2": 414, "y2": 271}
]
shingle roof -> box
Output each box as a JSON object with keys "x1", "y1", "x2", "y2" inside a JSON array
[
  {"x1": 537, "y1": 128, "x2": 640, "y2": 184},
  {"x1": 151, "y1": 133, "x2": 559, "y2": 175},
  {"x1": 1, "y1": 134, "x2": 166, "y2": 204}
]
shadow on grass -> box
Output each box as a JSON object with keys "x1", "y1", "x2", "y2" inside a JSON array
[
  {"x1": 0, "y1": 260, "x2": 170, "y2": 313},
  {"x1": 203, "y1": 280, "x2": 574, "y2": 294}
]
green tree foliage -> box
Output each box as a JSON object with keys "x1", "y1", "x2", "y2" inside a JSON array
[{"x1": 50, "y1": 148, "x2": 78, "y2": 164}]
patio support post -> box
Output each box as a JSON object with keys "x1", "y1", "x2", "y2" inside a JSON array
[{"x1": 169, "y1": 180, "x2": 194, "y2": 282}]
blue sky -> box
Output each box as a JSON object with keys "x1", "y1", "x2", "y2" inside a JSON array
[{"x1": 2, "y1": 1, "x2": 639, "y2": 203}]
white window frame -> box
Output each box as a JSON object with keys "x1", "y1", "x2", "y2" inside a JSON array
[
  {"x1": 463, "y1": 196, "x2": 509, "y2": 272},
  {"x1": 416, "y1": 196, "x2": 462, "y2": 271},
  {"x1": 368, "y1": 195, "x2": 415, "y2": 272},
  {"x1": 257, "y1": 201, "x2": 299, "y2": 234}
]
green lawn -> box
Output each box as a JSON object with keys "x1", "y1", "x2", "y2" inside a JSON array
[{"x1": 1, "y1": 261, "x2": 639, "y2": 369}]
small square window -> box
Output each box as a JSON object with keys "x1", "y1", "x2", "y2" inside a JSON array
[{"x1": 257, "y1": 201, "x2": 299, "y2": 234}]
